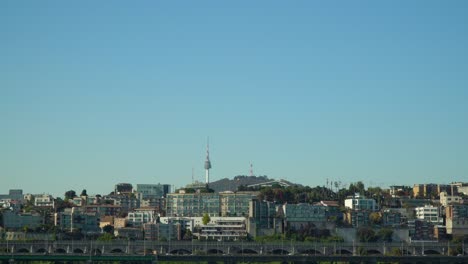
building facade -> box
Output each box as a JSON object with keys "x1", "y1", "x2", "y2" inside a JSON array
[
  {"x1": 54, "y1": 208, "x2": 100, "y2": 234},
  {"x1": 2, "y1": 211, "x2": 42, "y2": 230},
  {"x1": 126, "y1": 209, "x2": 156, "y2": 227},
  {"x1": 34, "y1": 194, "x2": 54, "y2": 207},
  {"x1": 440, "y1": 191, "x2": 462, "y2": 207},
  {"x1": 136, "y1": 184, "x2": 171, "y2": 199},
  {"x1": 344, "y1": 194, "x2": 378, "y2": 211},
  {"x1": 415, "y1": 205, "x2": 442, "y2": 224},
  {"x1": 445, "y1": 205, "x2": 468, "y2": 236}
]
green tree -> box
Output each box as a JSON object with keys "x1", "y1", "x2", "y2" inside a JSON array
[
  {"x1": 387, "y1": 248, "x2": 402, "y2": 256},
  {"x1": 357, "y1": 227, "x2": 376, "y2": 242},
  {"x1": 97, "y1": 233, "x2": 114, "y2": 241},
  {"x1": 377, "y1": 228, "x2": 393, "y2": 242},
  {"x1": 64, "y1": 190, "x2": 77, "y2": 201},
  {"x1": 369, "y1": 212, "x2": 382, "y2": 225},
  {"x1": 202, "y1": 213, "x2": 211, "y2": 225},
  {"x1": 54, "y1": 197, "x2": 72, "y2": 212},
  {"x1": 80, "y1": 189, "x2": 88, "y2": 197},
  {"x1": 183, "y1": 229, "x2": 193, "y2": 240},
  {"x1": 102, "y1": 224, "x2": 114, "y2": 234}
]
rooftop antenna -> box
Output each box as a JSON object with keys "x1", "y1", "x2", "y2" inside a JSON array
[{"x1": 249, "y1": 162, "x2": 254, "y2": 176}]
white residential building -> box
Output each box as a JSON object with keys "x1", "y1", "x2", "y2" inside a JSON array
[
  {"x1": 415, "y1": 205, "x2": 442, "y2": 224},
  {"x1": 344, "y1": 194, "x2": 378, "y2": 211},
  {"x1": 126, "y1": 210, "x2": 156, "y2": 227},
  {"x1": 34, "y1": 194, "x2": 54, "y2": 207}
]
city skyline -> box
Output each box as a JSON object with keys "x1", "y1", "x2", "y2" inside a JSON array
[{"x1": 1, "y1": 1, "x2": 468, "y2": 196}]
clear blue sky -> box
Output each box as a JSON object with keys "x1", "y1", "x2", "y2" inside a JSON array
[{"x1": 1, "y1": 1, "x2": 468, "y2": 197}]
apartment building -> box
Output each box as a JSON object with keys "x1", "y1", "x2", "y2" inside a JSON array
[
  {"x1": 166, "y1": 191, "x2": 258, "y2": 218},
  {"x1": 34, "y1": 194, "x2": 54, "y2": 207},
  {"x1": 344, "y1": 194, "x2": 378, "y2": 211},
  {"x1": 2, "y1": 211, "x2": 42, "y2": 230},
  {"x1": 415, "y1": 205, "x2": 442, "y2": 224},
  {"x1": 136, "y1": 184, "x2": 171, "y2": 199},
  {"x1": 281, "y1": 203, "x2": 327, "y2": 229},
  {"x1": 445, "y1": 205, "x2": 468, "y2": 236},
  {"x1": 440, "y1": 191, "x2": 463, "y2": 206},
  {"x1": 54, "y1": 207, "x2": 100, "y2": 234}
]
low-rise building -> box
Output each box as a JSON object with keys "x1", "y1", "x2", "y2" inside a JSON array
[
  {"x1": 415, "y1": 205, "x2": 442, "y2": 224},
  {"x1": 344, "y1": 210, "x2": 371, "y2": 227},
  {"x1": 83, "y1": 204, "x2": 122, "y2": 217},
  {"x1": 143, "y1": 222, "x2": 179, "y2": 241},
  {"x1": 344, "y1": 194, "x2": 378, "y2": 211},
  {"x1": 139, "y1": 198, "x2": 165, "y2": 215},
  {"x1": 194, "y1": 217, "x2": 247, "y2": 241},
  {"x1": 281, "y1": 203, "x2": 327, "y2": 229},
  {"x1": 114, "y1": 217, "x2": 127, "y2": 229},
  {"x1": 136, "y1": 184, "x2": 171, "y2": 199},
  {"x1": 413, "y1": 184, "x2": 450, "y2": 198},
  {"x1": 382, "y1": 210, "x2": 403, "y2": 227},
  {"x1": 389, "y1": 185, "x2": 410, "y2": 197},
  {"x1": 0, "y1": 189, "x2": 24, "y2": 201},
  {"x1": 166, "y1": 192, "x2": 220, "y2": 217},
  {"x1": 408, "y1": 219, "x2": 435, "y2": 241},
  {"x1": 34, "y1": 194, "x2": 54, "y2": 207},
  {"x1": 99, "y1": 216, "x2": 114, "y2": 229},
  {"x1": 445, "y1": 205, "x2": 468, "y2": 236},
  {"x1": 440, "y1": 191, "x2": 462, "y2": 206},
  {"x1": 114, "y1": 227, "x2": 143, "y2": 240},
  {"x1": 220, "y1": 191, "x2": 258, "y2": 217},
  {"x1": 72, "y1": 197, "x2": 85, "y2": 207},
  {"x1": 2, "y1": 211, "x2": 42, "y2": 230},
  {"x1": 54, "y1": 207, "x2": 100, "y2": 234},
  {"x1": 249, "y1": 200, "x2": 276, "y2": 230},
  {"x1": 434, "y1": 225, "x2": 447, "y2": 241},
  {"x1": 126, "y1": 208, "x2": 157, "y2": 227},
  {"x1": 103, "y1": 195, "x2": 140, "y2": 213}
]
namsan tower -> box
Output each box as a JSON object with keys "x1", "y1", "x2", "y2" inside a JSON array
[{"x1": 204, "y1": 138, "x2": 212, "y2": 185}]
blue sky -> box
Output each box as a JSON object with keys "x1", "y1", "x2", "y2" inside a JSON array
[{"x1": 1, "y1": 1, "x2": 468, "y2": 197}]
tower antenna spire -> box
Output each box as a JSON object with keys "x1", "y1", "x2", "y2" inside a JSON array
[{"x1": 204, "y1": 137, "x2": 212, "y2": 185}]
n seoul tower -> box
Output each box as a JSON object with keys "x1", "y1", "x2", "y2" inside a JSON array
[{"x1": 204, "y1": 138, "x2": 212, "y2": 185}]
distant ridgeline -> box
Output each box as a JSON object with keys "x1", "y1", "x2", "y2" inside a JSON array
[{"x1": 209, "y1": 175, "x2": 299, "y2": 192}]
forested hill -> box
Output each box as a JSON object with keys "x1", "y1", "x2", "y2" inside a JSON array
[{"x1": 209, "y1": 175, "x2": 271, "y2": 192}]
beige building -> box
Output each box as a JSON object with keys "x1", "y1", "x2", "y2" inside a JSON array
[
  {"x1": 114, "y1": 217, "x2": 127, "y2": 229},
  {"x1": 440, "y1": 192, "x2": 462, "y2": 207},
  {"x1": 412, "y1": 184, "x2": 449, "y2": 198},
  {"x1": 445, "y1": 205, "x2": 468, "y2": 236}
]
